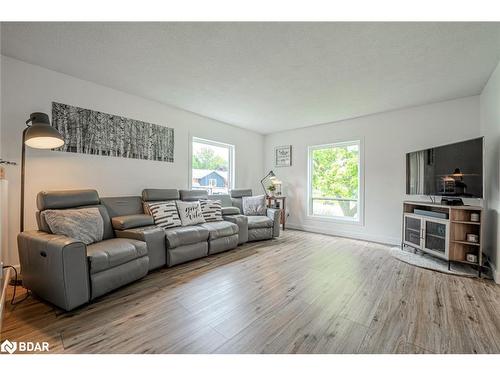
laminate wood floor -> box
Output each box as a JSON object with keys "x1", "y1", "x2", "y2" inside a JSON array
[{"x1": 2, "y1": 230, "x2": 500, "y2": 354}]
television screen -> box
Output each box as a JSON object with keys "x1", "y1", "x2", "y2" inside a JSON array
[{"x1": 406, "y1": 137, "x2": 483, "y2": 198}]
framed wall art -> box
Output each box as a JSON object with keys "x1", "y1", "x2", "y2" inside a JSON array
[
  {"x1": 52, "y1": 102, "x2": 174, "y2": 162},
  {"x1": 274, "y1": 145, "x2": 292, "y2": 167}
]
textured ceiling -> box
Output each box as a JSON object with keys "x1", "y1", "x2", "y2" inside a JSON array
[{"x1": 2, "y1": 22, "x2": 500, "y2": 134}]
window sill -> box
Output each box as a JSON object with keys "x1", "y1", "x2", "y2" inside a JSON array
[{"x1": 307, "y1": 214, "x2": 363, "y2": 226}]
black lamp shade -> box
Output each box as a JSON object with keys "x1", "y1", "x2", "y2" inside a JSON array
[{"x1": 24, "y1": 112, "x2": 65, "y2": 149}]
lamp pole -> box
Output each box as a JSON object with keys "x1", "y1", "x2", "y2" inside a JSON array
[{"x1": 20, "y1": 127, "x2": 29, "y2": 232}]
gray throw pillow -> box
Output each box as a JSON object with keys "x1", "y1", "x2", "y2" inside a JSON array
[
  {"x1": 42, "y1": 207, "x2": 104, "y2": 245},
  {"x1": 176, "y1": 201, "x2": 206, "y2": 226},
  {"x1": 199, "y1": 199, "x2": 223, "y2": 222},
  {"x1": 146, "y1": 200, "x2": 182, "y2": 229},
  {"x1": 242, "y1": 195, "x2": 267, "y2": 216}
]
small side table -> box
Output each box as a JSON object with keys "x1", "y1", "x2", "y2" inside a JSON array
[{"x1": 266, "y1": 196, "x2": 286, "y2": 230}]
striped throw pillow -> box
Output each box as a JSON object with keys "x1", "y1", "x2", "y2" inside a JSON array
[
  {"x1": 146, "y1": 201, "x2": 181, "y2": 229},
  {"x1": 199, "y1": 199, "x2": 223, "y2": 222}
]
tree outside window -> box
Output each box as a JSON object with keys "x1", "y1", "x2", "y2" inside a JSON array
[
  {"x1": 309, "y1": 141, "x2": 361, "y2": 220},
  {"x1": 191, "y1": 138, "x2": 234, "y2": 194}
]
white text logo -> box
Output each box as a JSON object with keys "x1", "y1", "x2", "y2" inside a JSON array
[{"x1": 1, "y1": 339, "x2": 49, "y2": 354}]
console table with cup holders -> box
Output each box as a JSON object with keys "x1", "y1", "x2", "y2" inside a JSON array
[{"x1": 402, "y1": 201, "x2": 485, "y2": 277}]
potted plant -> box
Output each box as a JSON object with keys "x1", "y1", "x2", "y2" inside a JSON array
[{"x1": 267, "y1": 184, "x2": 277, "y2": 197}]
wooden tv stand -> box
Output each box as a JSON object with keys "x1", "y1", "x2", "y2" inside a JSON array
[{"x1": 402, "y1": 201, "x2": 484, "y2": 277}]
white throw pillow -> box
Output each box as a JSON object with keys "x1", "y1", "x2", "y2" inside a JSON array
[
  {"x1": 146, "y1": 201, "x2": 182, "y2": 229},
  {"x1": 199, "y1": 199, "x2": 223, "y2": 222},
  {"x1": 42, "y1": 207, "x2": 104, "y2": 245},
  {"x1": 176, "y1": 201, "x2": 206, "y2": 226},
  {"x1": 242, "y1": 195, "x2": 267, "y2": 216}
]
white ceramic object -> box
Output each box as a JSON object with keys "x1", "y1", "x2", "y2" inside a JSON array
[
  {"x1": 470, "y1": 213, "x2": 480, "y2": 222},
  {"x1": 466, "y1": 233, "x2": 479, "y2": 243},
  {"x1": 466, "y1": 253, "x2": 478, "y2": 263}
]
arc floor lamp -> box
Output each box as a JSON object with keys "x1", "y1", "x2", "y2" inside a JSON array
[
  {"x1": 20, "y1": 112, "x2": 65, "y2": 232},
  {"x1": 260, "y1": 170, "x2": 277, "y2": 196}
]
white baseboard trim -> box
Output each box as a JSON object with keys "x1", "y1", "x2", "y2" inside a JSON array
[
  {"x1": 0, "y1": 267, "x2": 12, "y2": 340},
  {"x1": 286, "y1": 223, "x2": 400, "y2": 246}
]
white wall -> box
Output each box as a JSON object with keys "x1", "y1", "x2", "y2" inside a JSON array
[
  {"x1": 265, "y1": 96, "x2": 481, "y2": 245},
  {"x1": 0, "y1": 56, "x2": 264, "y2": 266},
  {"x1": 480, "y1": 60, "x2": 500, "y2": 282}
]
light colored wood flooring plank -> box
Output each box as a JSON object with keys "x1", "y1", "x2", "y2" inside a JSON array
[{"x1": 2, "y1": 230, "x2": 500, "y2": 354}]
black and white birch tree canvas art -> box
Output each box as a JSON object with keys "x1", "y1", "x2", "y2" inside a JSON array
[{"x1": 51, "y1": 102, "x2": 174, "y2": 162}]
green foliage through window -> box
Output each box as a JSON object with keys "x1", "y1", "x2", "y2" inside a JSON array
[
  {"x1": 310, "y1": 142, "x2": 360, "y2": 218},
  {"x1": 192, "y1": 146, "x2": 228, "y2": 171}
]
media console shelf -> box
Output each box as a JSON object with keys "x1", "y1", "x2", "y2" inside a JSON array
[{"x1": 402, "y1": 201, "x2": 484, "y2": 277}]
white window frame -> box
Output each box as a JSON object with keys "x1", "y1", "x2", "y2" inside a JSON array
[
  {"x1": 189, "y1": 136, "x2": 235, "y2": 193},
  {"x1": 307, "y1": 139, "x2": 364, "y2": 225}
]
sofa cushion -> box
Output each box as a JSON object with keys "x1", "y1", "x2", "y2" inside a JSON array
[
  {"x1": 164, "y1": 225, "x2": 209, "y2": 248},
  {"x1": 247, "y1": 215, "x2": 273, "y2": 229},
  {"x1": 37, "y1": 189, "x2": 100, "y2": 210},
  {"x1": 142, "y1": 188, "x2": 179, "y2": 202},
  {"x1": 242, "y1": 195, "x2": 267, "y2": 216},
  {"x1": 199, "y1": 199, "x2": 223, "y2": 222},
  {"x1": 176, "y1": 201, "x2": 206, "y2": 226},
  {"x1": 86, "y1": 238, "x2": 148, "y2": 274},
  {"x1": 248, "y1": 227, "x2": 273, "y2": 241},
  {"x1": 42, "y1": 207, "x2": 104, "y2": 245},
  {"x1": 199, "y1": 221, "x2": 238, "y2": 240},
  {"x1": 208, "y1": 194, "x2": 232, "y2": 207},
  {"x1": 230, "y1": 189, "x2": 253, "y2": 198},
  {"x1": 146, "y1": 201, "x2": 182, "y2": 229},
  {"x1": 231, "y1": 197, "x2": 243, "y2": 213},
  {"x1": 101, "y1": 196, "x2": 143, "y2": 217},
  {"x1": 179, "y1": 189, "x2": 208, "y2": 201},
  {"x1": 222, "y1": 206, "x2": 240, "y2": 215}
]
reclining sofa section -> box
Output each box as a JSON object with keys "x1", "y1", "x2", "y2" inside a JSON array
[
  {"x1": 18, "y1": 190, "x2": 150, "y2": 311},
  {"x1": 17, "y1": 188, "x2": 280, "y2": 311}
]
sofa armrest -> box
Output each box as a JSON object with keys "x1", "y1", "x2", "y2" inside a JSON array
[
  {"x1": 266, "y1": 208, "x2": 281, "y2": 237},
  {"x1": 115, "y1": 226, "x2": 166, "y2": 270},
  {"x1": 17, "y1": 231, "x2": 90, "y2": 311},
  {"x1": 222, "y1": 206, "x2": 240, "y2": 215},
  {"x1": 223, "y1": 214, "x2": 248, "y2": 244},
  {"x1": 112, "y1": 214, "x2": 154, "y2": 230}
]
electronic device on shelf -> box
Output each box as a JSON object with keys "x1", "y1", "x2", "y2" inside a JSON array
[
  {"x1": 440, "y1": 197, "x2": 464, "y2": 206},
  {"x1": 413, "y1": 209, "x2": 448, "y2": 219}
]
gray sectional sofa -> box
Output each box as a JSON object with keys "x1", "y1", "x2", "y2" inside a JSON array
[{"x1": 17, "y1": 188, "x2": 280, "y2": 311}]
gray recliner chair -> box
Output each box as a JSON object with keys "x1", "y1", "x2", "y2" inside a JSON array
[
  {"x1": 179, "y1": 189, "x2": 239, "y2": 253},
  {"x1": 208, "y1": 193, "x2": 249, "y2": 244},
  {"x1": 100, "y1": 195, "x2": 166, "y2": 271},
  {"x1": 142, "y1": 188, "x2": 210, "y2": 266},
  {"x1": 229, "y1": 189, "x2": 280, "y2": 241},
  {"x1": 17, "y1": 190, "x2": 150, "y2": 311}
]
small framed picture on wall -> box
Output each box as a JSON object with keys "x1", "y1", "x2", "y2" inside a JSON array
[{"x1": 274, "y1": 145, "x2": 292, "y2": 167}]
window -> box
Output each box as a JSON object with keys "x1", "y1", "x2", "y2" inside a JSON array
[
  {"x1": 308, "y1": 140, "x2": 362, "y2": 222},
  {"x1": 191, "y1": 137, "x2": 234, "y2": 194}
]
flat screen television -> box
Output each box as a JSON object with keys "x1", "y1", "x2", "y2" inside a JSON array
[{"x1": 406, "y1": 137, "x2": 483, "y2": 198}]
